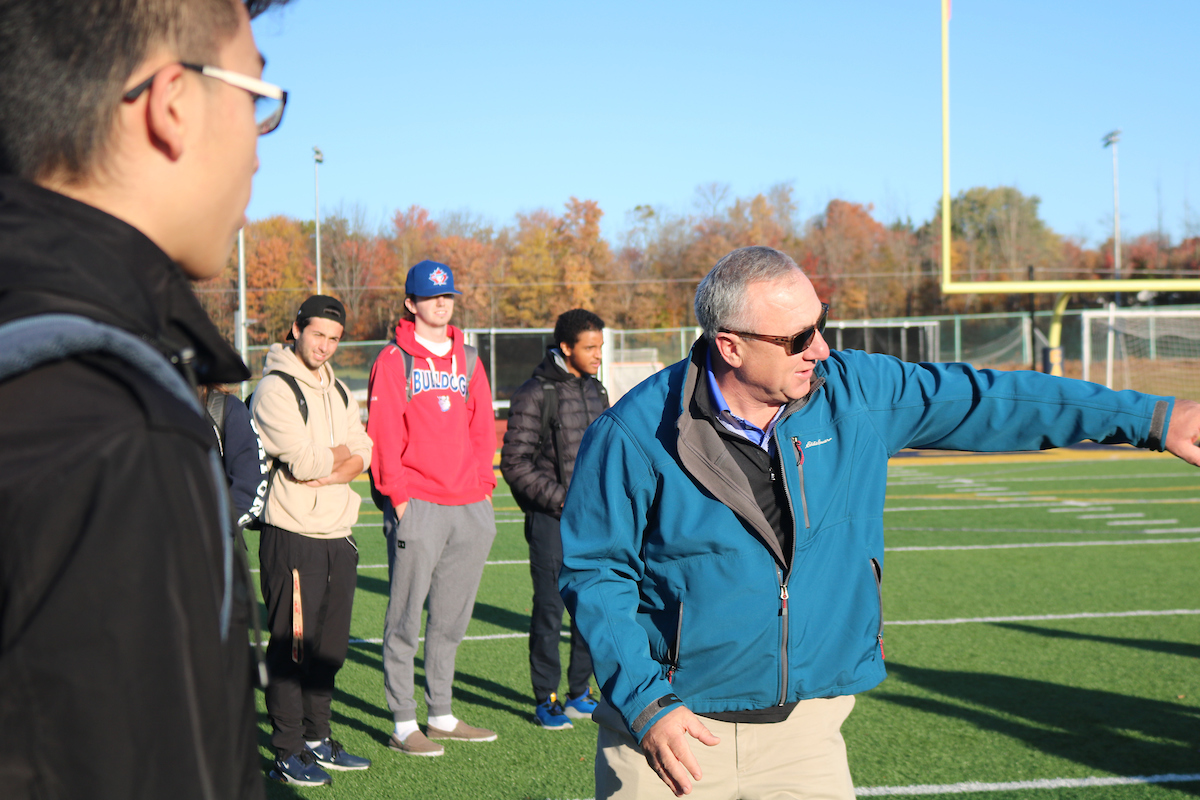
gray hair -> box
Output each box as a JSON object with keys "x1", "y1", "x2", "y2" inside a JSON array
[{"x1": 694, "y1": 246, "x2": 801, "y2": 341}]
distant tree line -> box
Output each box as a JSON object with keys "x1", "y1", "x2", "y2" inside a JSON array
[{"x1": 195, "y1": 183, "x2": 1200, "y2": 345}]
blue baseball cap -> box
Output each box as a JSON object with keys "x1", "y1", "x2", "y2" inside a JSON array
[{"x1": 405, "y1": 260, "x2": 462, "y2": 297}]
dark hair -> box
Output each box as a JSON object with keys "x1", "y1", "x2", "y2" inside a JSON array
[
  {"x1": 0, "y1": 0, "x2": 291, "y2": 182},
  {"x1": 555, "y1": 309, "x2": 605, "y2": 350}
]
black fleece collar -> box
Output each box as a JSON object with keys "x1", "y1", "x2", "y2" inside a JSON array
[{"x1": 0, "y1": 176, "x2": 248, "y2": 384}]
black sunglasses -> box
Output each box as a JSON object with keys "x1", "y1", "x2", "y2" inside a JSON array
[{"x1": 720, "y1": 303, "x2": 829, "y2": 356}]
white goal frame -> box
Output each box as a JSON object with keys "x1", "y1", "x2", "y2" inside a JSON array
[{"x1": 1081, "y1": 305, "x2": 1200, "y2": 389}]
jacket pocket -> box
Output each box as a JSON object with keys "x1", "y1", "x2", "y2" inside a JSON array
[
  {"x1": 870, "y1": 557, "x2": 884, "y2": 659},
  {"x1": 666, "y1": 602, "x2": 683, "y2": 683}
]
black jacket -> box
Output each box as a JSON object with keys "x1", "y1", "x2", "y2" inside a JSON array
[
  {"x1": 0, "y1": 178, "x2": 262, "y2": 800},
  {"x1": 500, "y1": 348, "x2": 609, "y2": 518}
]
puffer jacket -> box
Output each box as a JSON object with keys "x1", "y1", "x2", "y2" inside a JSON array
[{"x1": 500, "y1": 348, "x2": 609, "y2": 518}]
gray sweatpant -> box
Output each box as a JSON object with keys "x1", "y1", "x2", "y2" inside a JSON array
[{"x1": 382, "y1": 497, "x2": 496, "y2": 721}]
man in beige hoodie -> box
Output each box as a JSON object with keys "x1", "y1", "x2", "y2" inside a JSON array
[{"x1": 251, "y1": 295, "x2": 374, "y2": 787}]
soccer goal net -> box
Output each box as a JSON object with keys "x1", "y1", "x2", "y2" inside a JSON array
[{"x1": 1081, "y1": 306, "x2": 1200, "y2": 398}]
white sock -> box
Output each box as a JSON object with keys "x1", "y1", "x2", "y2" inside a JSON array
[
  {"x1": 393, "y1": 720, "x2": 420, "y2": 741},
  {"x1": 306, "y1": 739, "x2": 323, "y2": 749},
  {"x1": 428, "y1": 713, "x2": 458, "y2": 731}
]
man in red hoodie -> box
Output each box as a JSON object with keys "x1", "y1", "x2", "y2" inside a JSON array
[{"x1": 367, "y1": 260, "x2": 498, "y2": 757}]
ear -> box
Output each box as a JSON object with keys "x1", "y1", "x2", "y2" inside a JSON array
[
  {"x1": 291, "y1": 322, "x2": 302, "y2": 340},
  {"x1": 713, "y1": 333, "x2": 743, "y2": 369},
  {"x1": 403, "y1": 296, "x2": 416, "y2": 316},
  {"x1": 144, "y1": 64, "x2": 189, "y2": 161},
  {"x1": 558, "y1": 340, "x2": 573, "y2": 357}
]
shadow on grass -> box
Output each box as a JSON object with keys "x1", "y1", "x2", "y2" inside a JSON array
[
  {"x1": 875, "y1": 661, "x2": 1200, "y2": 793},
  {"x1": 471, "y1": 600, "x2": 531, "y2": 633},
  {"x1": 991, "y1": 622, "x2": 1200, "y2": 660},
  {"x1": 356, "y1": 572, "x2": 391, "y2": 599}
]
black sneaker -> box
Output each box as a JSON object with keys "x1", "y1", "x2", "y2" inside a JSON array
[
  {"x1": 309, "y1": 738, "x2": 371, "y2": 771},
  {"x1": 270, "y1": 749, "x2": 332, "y2": 786}
]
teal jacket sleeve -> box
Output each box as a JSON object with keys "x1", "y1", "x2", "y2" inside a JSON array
[
  {"x1": 834, "y1": 352, "x2": 1173, "y2": 455},
  {"x1": 558, "y1": 415, "x2": 683, "y2": 743}
]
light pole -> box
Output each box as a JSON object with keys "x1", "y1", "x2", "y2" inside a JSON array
[
  {"x1": 313, "y1": 146, "x2": 324, "y2": 295},
  {"x1": 237, "y1": 227, "x2": 248, "y2": 398},
  {"x1": 1102, "y1": 130, "x2": 1121, "y2": 304}
]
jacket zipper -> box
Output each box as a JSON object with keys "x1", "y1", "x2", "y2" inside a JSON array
[
  {"x1": 791, "y1": 437, "x2": 810, "y2": 529},
  {"x1": 666, "y1": 601, "x2": 683, "y2": 683},
  {"x1": 871, "y1": 557, "x2": 885, "y2": 659},
  {"x1": 772, "y1": 433, "x2": 807, "y2": 705}
]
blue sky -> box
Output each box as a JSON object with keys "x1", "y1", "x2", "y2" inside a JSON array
[{"x1": 247, "y1": 1, "x2": 1200, "y2": 246}]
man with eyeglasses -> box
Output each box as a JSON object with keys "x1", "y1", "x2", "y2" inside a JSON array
[
  {"x1": 559, "y1": 245, "x2": 1200, "y2": 799},
  {"x1": 0, "y1": 2, "x2": 290, "y2": 798}
]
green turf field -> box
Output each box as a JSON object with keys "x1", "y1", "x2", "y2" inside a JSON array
[{"x1": 246, "y1": 451, "x2": 1200, "y2": 799}]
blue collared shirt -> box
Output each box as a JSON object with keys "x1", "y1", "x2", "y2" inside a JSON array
[{"x1": 704, "y1": 349, "x2": 784, "y2": 454}]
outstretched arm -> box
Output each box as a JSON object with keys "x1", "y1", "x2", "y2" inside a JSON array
[{"x1": 1164, "y1": 398, "x2": 1200, "y2": 466}]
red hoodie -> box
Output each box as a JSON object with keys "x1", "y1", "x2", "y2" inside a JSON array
[{"x1": 367, "y1": 320, "x2": 496, "y2": 507}]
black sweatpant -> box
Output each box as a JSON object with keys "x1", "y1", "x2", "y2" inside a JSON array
[
  {"x1": 259, "y1": 525, "x2": 358, "y2": 758},
  {"x1": 527, "y1": 511, "x2": 593, "y2": 702}
]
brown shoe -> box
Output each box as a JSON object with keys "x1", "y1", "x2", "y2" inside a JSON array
[
  {"x1": 425, "y1": 720, "x2": 498, "y2": 742},
  {"x1": 387, "y1": 731, "x2": 444, "y2": 757}
]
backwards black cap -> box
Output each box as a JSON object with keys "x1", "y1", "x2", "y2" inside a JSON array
[{"x1": 287, "y1": 295, "x2": 346, "y2": 340}]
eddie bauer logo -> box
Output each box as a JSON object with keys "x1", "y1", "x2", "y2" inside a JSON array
[{"x1": 805, "y1": 437, "x2": 832, "y2": 448}]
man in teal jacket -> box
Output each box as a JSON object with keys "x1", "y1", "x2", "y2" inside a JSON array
[{"x1": 558, "y1": 246, "x2": 1200, "y2": 800}]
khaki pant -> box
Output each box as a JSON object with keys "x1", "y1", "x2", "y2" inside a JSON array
[{"x1": 595, "y1": 695, "x2": 856, "y2": 800}]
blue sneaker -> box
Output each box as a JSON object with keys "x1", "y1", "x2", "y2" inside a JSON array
[
  {"x1": 309, "y1": 738, "x2": 371, "y2": 771},
  {"x1": 535, "y1": 693, "x2": 573, "y2": 729},
  {"x1": 564, "y1": 688, "x2": 598, "y2": 720},
  {"x1": 270, "y1": 749, "x2": 332, "y2": 786}
]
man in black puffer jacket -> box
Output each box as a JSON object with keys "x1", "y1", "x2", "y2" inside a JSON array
[{"x1": 501, "y1": 309, "x2": 609, "y2": 729}]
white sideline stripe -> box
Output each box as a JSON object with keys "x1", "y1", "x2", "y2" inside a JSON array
[
  {"x1": 250, "y1": 559, "x2": 528, "y2": 574},
  {"x1": 1107, "y1": 519, "x2": 1176, "y2": 526},
  {"x1": 887, "y1": 498, "x2": 1200, "y2": 513},
  {"x1": 885, "y1": 608, "x2": 1200, "y2": 627},
  {"x1": 885, "y1": 537, "x2": 1200, "y2": 552},
  {"x1": 1145, "y1": 527, "x2": 1200, "y2": 534},
  {"x1": 349, "y1": 631, "x2": 569, "y2": 645},
  {"x1": 854, "y1": 773, "x2": 1200, "y2": 796},
  {"x1": 251, "y1": 538, "x2": 1200, "y2": 574},
  {"x1": 344, "y1": 610, "x2": 1200, "y2": 646}
]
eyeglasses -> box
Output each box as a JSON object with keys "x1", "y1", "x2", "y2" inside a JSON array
[
  {"x1": 123, "y1": 62, "x2": 288, "y2": 135},
  {"x1": 720, "y1": 303, "x2": 829, "y2": 356}
]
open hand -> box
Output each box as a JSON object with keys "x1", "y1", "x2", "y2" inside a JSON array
[{"x1": 639, "y1": 706, "x2": 720, "y2": 796}]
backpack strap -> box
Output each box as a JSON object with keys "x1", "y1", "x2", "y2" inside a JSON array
[
  {"x1": 205, "y1": 390, "x2": 228, "y2": 457},
  {"x1": 537, "y1": 377, "x2": 564, "y2": 484},
  {"x1": 266, "y1": 372, "x2": 309, "y2": 423},
  {"x1": 0, "y1": 313, "x2": 235, "y2": 641},
  {"x1": 401, "y1": 346, "x2": 414, "y2": 403},
  {"x1": 333, "y1": 378, "x2": 349, "y2": 408},
  {"x1": 464, "y1": 344, "x2": 478, "y2": 385}
]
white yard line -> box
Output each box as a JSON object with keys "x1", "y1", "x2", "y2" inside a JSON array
[
  {"x1": 854, "y1": 773, "x2": 1200, "y2": 796},
  {"x1": 885, "y1": 608, "x2": 1200, "y2": 627},
  {"x1": 253, "y1": 536, "x2": 1200, "y2": 575},
  {"x1": 251, "y1": 559, "x2": 529, "y2": 574},
  {"x1": 343, "y1": 609, "x2": 1200, "y2": 645},
  {"x1": 1107, "y1": 519, "x2": 1176, "y2": 526},
  {"x1": 1076, "y1": 512, "x2": 1142, "y2": 519},
  {"x1": 885, "y1": 537, "x2": 1200, "y2": 552}
]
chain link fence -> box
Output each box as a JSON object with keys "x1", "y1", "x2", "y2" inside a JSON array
[{"x1": 241, "y1": 307, "x2": 1187, "y2": 414}]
